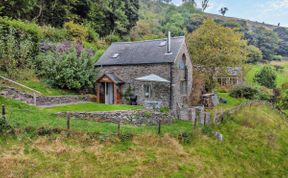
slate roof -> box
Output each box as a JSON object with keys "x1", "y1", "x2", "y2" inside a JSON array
[
  {"x1": 227, "y1": 67, "x2": 242, "y2": 76},
  {"x1": 95, "y1": 36, "x2": 185, "y2": 66}
]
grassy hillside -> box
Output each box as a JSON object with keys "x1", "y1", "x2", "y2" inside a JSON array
[
  {"x1": 1, "y1": 96, "x2": 288, "y2": 177},
  {"x1": 205, "y1": 13, "x2": 282, "y2": 30},
  {"x1": 245, "y1": 61, "x2": 288, "y2": 88}
]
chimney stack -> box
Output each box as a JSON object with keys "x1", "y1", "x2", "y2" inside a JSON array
[{"x1": 167, "y1": 31, "x2": 172, "y2": 54}]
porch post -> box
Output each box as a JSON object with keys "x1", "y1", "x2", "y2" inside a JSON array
[
  {"x1": 113, "y1": 84, "x2": 117, "y2": 104},
  {"x1": 96, "y1": 83, "x2": 100, "y2": 103}
]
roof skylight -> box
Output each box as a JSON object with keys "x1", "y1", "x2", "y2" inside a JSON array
[{"x1": 112, "y1": 53, "x2": 119, "y2": 58}]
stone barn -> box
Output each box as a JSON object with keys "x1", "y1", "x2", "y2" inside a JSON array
[{"x1": 95, "y1": 32, "x2": 193, "y2": 111}]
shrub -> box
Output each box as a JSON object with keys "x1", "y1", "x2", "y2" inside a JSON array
[
  {"x1": 64, "y1": 21, "x2": 89, "y2": 41},
  {"x1": 282, "y1": 82, "x2": 288, "y2": 90},
  {"x1": 0, "y1": 20, "x2": 39, "y2": 76},
  {"x1": 41, "y1": 26, "x2": 67, "y2": 42},
  {"x1": 230, "y1": 85, "x2": 258, "y2": 99},
  {"x1": 246, "y1": 45, "x2": 263, "y2": 63},
  {"x1": 35, "y1": 42, "x2": 97, "y2": 91},
  {"x1": 254, "y1": 66, "x2": 277, "y2": 89}
]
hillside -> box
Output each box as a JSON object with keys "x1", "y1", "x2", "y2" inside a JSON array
[
  {"x1": 205, "y1": 13, "x2": 285, "y2": 30},
  {"x1": 1, "y1": 99, "x2": 288, "y2": 177}
]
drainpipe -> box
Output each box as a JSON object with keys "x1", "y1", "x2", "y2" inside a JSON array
[{"x1": 169, "y1": 63, "x2": 173, "y2": 110}]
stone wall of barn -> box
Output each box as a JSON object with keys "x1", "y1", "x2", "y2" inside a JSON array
[
  {"x1": 96, "y1": 64, "x2": 172, "y2": 107},
  {"x1": 96, "y1": 42, "x2": 193, "y2": 111},
  {"x1": 171, "y1": 42, "x2": 193, "y2": 110}
]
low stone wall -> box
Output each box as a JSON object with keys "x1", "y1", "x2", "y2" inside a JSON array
[
  {"x1": 57, "y1": 110, "x2": 173, "y2": 125},
  {"x1": 36, "y1": 95, "x2": 90, "y2": 106},
  {"x1": 0, "y1": 87, "x2": 91, "y2": 106},
  {"x1": 0, "y1": 87, "x2": 36, "y2": 105}
]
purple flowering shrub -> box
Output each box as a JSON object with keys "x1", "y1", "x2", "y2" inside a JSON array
[{"x1": 35, "y1": 41, "x2": 97, "y2": 91}]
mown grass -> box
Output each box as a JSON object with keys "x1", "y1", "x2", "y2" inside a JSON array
[
  {"x1": 43, "y1": 102, "x2": 143, "y2": 113},
  {"x1": 1, "y1": 99, "x2": 288, "y2": 177}
]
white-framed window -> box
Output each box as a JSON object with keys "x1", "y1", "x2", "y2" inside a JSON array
[
  {"x1": 144, "y1": 84, "x2": 152, "y2": 98},
  {"x1": 180, "y1": 81, "x2": 187, "y2": 95}
]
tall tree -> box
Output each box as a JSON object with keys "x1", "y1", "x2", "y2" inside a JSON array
[
  {"x1": 124, "y1": 0, "x2": 140, "y2": 31},
  {"x1": 219, "y1": 7, "x2": 228, "y2": 16},
  {"x1": 201, "y1": 0, "x2": 209, "y2": 12},
  {"x1": 186, "y1": 19, "x2": 248, "y2": 91},
  {"x1": 87, "y1": 0, "x2": 139, "y2": 37},
  {"x1": 246, "y1": 27, "x2": 279, "y2": 59}
]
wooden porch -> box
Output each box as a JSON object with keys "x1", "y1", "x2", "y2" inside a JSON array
[{"x1": 96, "y1": 73, "x2": 124, "y2": 104}]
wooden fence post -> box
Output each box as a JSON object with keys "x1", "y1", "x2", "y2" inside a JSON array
[
  {"x1": 2, "y1": 104, "x2": 6, "y2": 119},
  {"x1": 117, "y1": 121, "x2": 121, "y2": 136},
  {"x1": 66, "y1": 112, "x2": 70, "y2": 130},
  {"x1": 193, "y1": 112, "x2": 197, "y2": 129},
  {"x1": 204, "y1": 113, "x2": 206, "y2": 126},
  {"x1": 33, "y1": 92, "x2": 37, "y2": 106},
  {"x1": 158, "y1": 119, "x2": 161, "y2": 135}
]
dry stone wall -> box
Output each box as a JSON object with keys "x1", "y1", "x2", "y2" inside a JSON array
[
  {"x1": 0, "y1": 87, "x2": 91, "y2": 106},
  {"x1": 57, "y1": 110, "x2": 173, "y2": 125}
]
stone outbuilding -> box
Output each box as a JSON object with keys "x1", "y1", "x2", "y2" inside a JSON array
[{"x1": 95, "y1": 32, "x2": 193, "y2": 111}]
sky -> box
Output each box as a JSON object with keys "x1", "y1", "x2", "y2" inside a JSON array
[{"x1": 173, "y1": 0, "x2": 288, "y2": 27}]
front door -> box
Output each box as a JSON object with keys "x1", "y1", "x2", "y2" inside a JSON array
[{"x1": 105, "y1": 83, "x2": 114, "y2": 104}]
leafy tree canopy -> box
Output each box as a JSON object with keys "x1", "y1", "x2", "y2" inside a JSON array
[{"x1": 186, "y1": 19, "x2": 248, "y2": 90}]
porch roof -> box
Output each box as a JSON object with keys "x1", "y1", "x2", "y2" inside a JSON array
[
  {"x1": 96, "y1": 72, "x2": 124, "y2": 84},
  {"x1": 135, "y1": 74, "x2": 170, "y2": 83}
]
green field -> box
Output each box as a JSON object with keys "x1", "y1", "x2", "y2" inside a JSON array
[
  {"x1": 1, "y1": 96, "x2": 288, "y2": 177},
  {"x1": 43, "y1": 102, "x2": 143, "y2": 113},
  {"x1": 244, "y1": 61, "x2": 288, "y2": 88}
]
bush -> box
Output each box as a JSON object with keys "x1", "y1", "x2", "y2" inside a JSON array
[
  {"x1": 254, "y1": 66, "x2": 277, "y2": 89},
  {"x1": 246, "y1": 45, "x2": 263, "y2": 63},
  {"x1": 35, "y1": 42, "x2": 97, "y2": 91},
  {"x1": 282, "y1": 82, "x2": 288, "y2": 90},
  {"x1": 230, "y1": 85, "x2": 258, "y2": 99},
  {"x1": 64, "y1": 21, "x2": 89, "y2": 41},
  {"x1": 0, "y1": 19, "x2": 39, "y2": 75}
]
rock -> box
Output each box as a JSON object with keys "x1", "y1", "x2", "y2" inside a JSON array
[{"x1": 215, "y1": 132, "x2": 224, "y2": 141}]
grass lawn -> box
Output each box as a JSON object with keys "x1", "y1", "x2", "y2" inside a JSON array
[
  {"x1": 1, "y1": 97, "x2": 288, "y2": 177},
  {"x1": 43, "y1": 102, "x2": 143, "y2": 113},
  {"x1": 0, "y1": 97, "x2": 192, "y2": 135}
]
